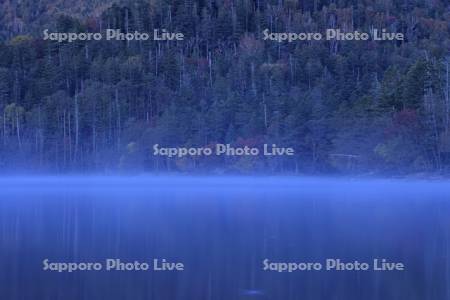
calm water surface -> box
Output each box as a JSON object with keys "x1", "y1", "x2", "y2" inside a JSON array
[{"x1": 0, "y1": 177, "x2": 449, "y2": 299}]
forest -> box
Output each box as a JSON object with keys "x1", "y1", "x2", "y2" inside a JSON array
[{"x1": 0, "y1": 0, "x2": 449, "y2": 175}]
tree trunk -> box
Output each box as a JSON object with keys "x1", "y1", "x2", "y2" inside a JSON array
[
  {"x1": 16, "y1": 110, "x2": 21, "y2": 150},
  {"x1": 115, "y1": 88, "x2": 121, "y2": 150},
  {"x1": 74, "y1": 94, "x2": 79, "y2": 162}
]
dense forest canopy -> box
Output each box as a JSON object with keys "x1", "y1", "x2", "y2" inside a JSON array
[{"x1": 0, "y1": 0, "x2": 449, "y2": 174}]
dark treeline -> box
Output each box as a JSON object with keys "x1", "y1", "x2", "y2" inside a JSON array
[{"x1": 0, "y1": 0, "x2": 449, "y2": 174}]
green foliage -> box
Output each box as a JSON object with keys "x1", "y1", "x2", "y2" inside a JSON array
[{"x1": 0, "y1": 0, "x2": 448, "y2": 174}]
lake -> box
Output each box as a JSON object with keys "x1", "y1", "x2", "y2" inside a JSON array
[{"x1": 0, "y1": 177, "x2": 449, "y2": 299}]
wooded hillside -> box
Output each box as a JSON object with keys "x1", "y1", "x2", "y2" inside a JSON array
[{"x1": 0, "y1": 0, "x2": 449, "y2": 174}]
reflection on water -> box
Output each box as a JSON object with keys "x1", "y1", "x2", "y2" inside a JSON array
[{"x1": 0, "y1": 177, "x2": 449, "y2": 299}]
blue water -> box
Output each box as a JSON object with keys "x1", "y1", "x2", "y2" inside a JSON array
[{"x1": 0, "y1": 177, "x2": 449, "y2": 299}]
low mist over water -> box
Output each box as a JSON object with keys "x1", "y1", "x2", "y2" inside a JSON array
[{"x1": 0, "y1": 177, "x2": 449, "y2": 299}]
